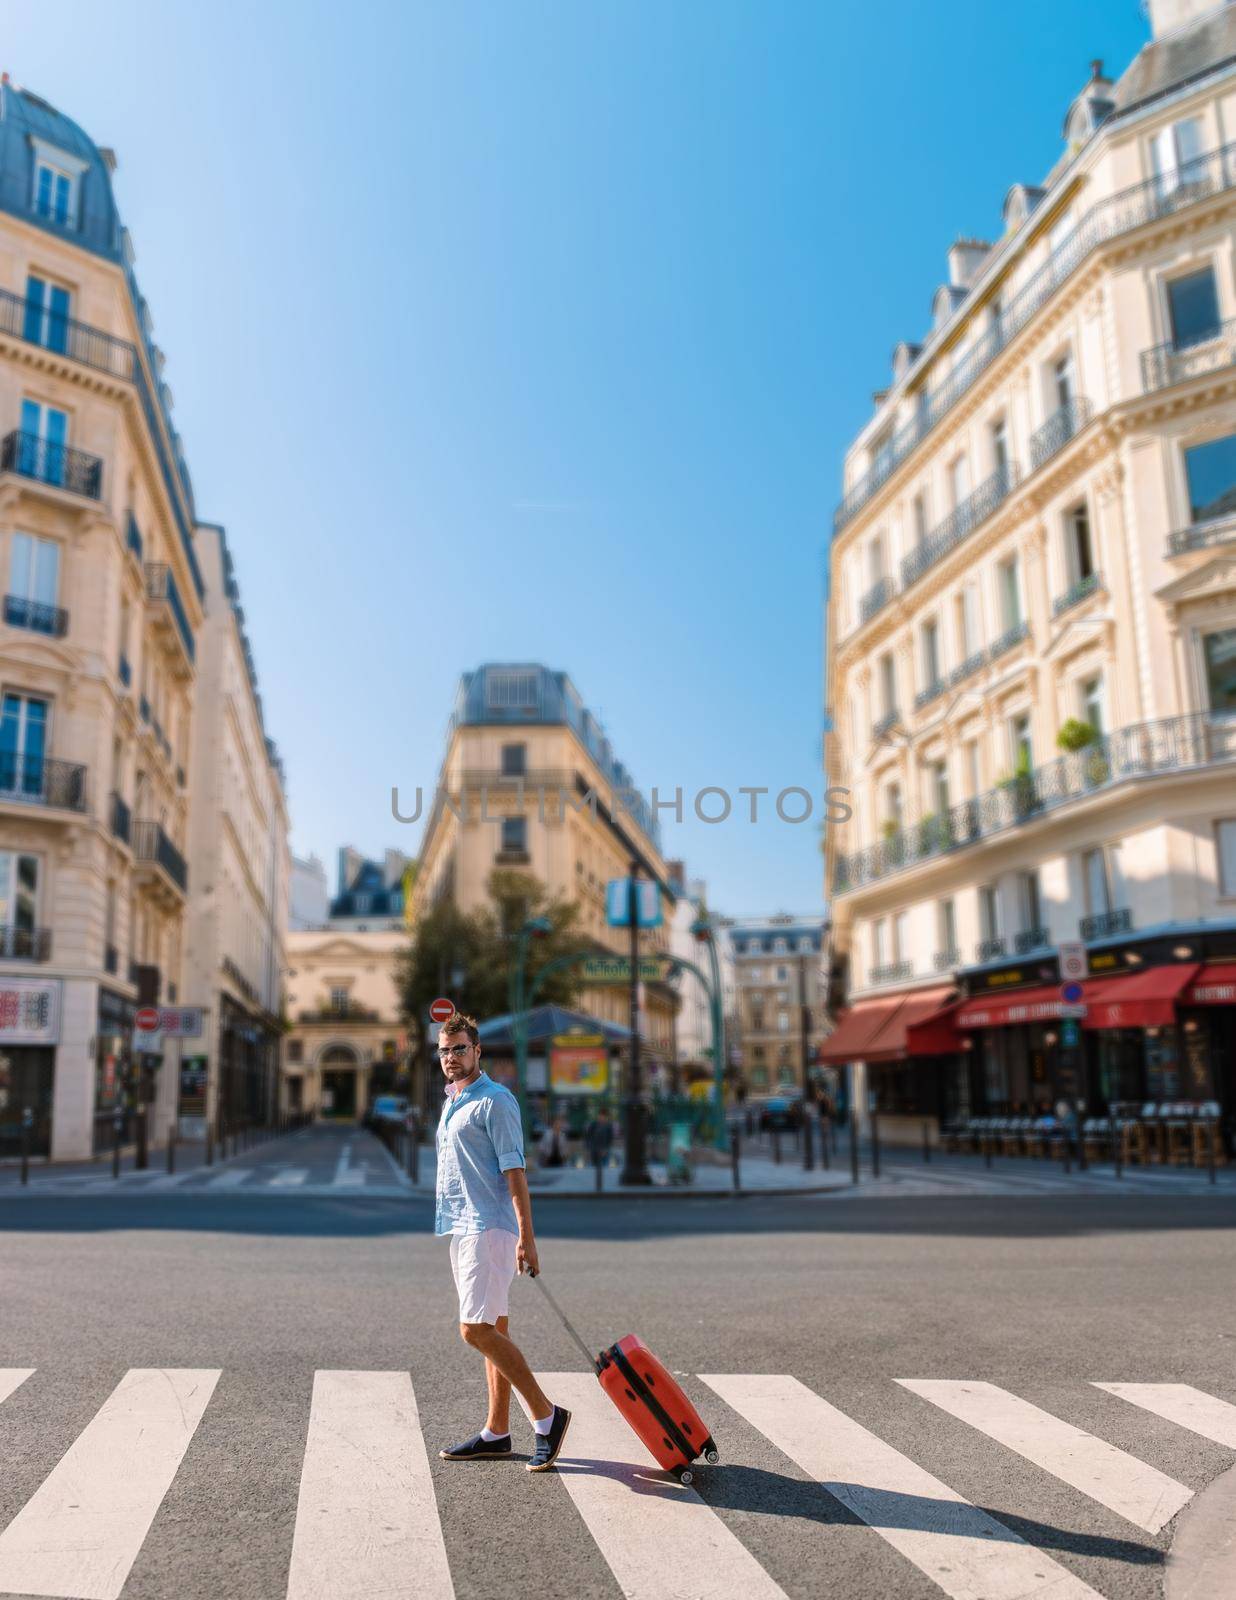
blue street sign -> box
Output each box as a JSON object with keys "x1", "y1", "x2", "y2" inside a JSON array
[
  {"x1": 605, "y1": 878, "x2": 663, "y2": 928},
  {"x1": 1061, "y1": 1018, "x2": 1080, "y2": 1049},
  {"x1": 1061, "y1": 980, "x2": 1084, "y2": 1004}
]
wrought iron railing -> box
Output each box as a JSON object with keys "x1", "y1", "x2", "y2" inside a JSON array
[
  {"x1": 1080, "y1": 907, "x2": 1133, "y2": 941},
  {"x1": 1052, "y1": 572, "x2": 1102, "y2": 617},
  {"x1": 914, "y1": 678, "x2": 947, "y2": 712},
  {"x1": 976, "y1": 937, "x2": 1008, "y2": 963},
  {"x1": 900, "y1": 462, "x2": 1018, "y2": 590},
  {"x1": 0, "y1": 925, "x2": 51, "y2": 961},
  {"x1": 3, "y1": 595, "x2": 67, "y2": 637},
  {"x1": 872, "y1": 708, "x2": 901, "y2": 739},
  {"x1": 833, "y1": 711, "x2": 1236, "y2": 893},
  {"x1": 834, "y1": 141, "x2": 1236, "y2": 533},
  {"x1": 933, "y1": 949, "x2": 961, "y2": 971},
  {"x1": 0, "y1": 286, "x2": 135, "y2": 381},
  {"x1": 990, "y1": 619, "x2": 1030, "y2": 661},
  {"x1": 1141, "y1": 315, "x2": 1236, "y2": 391},
  {"x1": 949, "y1": 649, "x2": 986, "y2": 688},
  {"x1": 1014, "y1": 926, "x2": 1051, "y2": 954},
  {"x1": 144, "y1": 562, "x2": 196, "y2": 663},
  {"x1": 1, "y1": 429, "x2": 102, "y2": 499},
  {"x1": 110, "y1": 790, "x2": 131, "y2": 843},
  {"x1": 859, "y1": 574, "x2": 897, "y2": 623},
  {"x1": 1167, "y1": 511, "x2": 1236, "y2": 555},
  {"x1": 0, "y1": 753, "x2": 87, "y2": 811},
  {"x1": 870, "y1": 961, "x2": 913, "y2": 985},
  {"x1": 1029, "y1": 396, "x2": 1094, "y2": 471},
  {"x1": 131, "y1": 819, "x2": 188, "y2": 892}
]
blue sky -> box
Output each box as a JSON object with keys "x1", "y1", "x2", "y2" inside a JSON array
[{"x1": 6, "y1": 0, "x2": 1149, "y2": 915}]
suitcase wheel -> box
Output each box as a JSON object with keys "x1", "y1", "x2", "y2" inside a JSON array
[
  {"x1": 704, "y1": 1447, "x2": 720, "y2": 1465},
  {"x1": 678, "y1": 1468, "x2": 694, "y2": 1486}
]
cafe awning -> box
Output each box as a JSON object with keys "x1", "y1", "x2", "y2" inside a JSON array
[
  {"x1": 866, "y1": 986, "x2": 958, "y2": 1062},
  {"x1": 816, "y1": 994, "x2": 906, "y2": 1064},
  {"x1": 1083, "y1": 964, "x2": 1199, "y2": 1029},
  {"x1": 1184, "y1": 961, "x2": 1236, "y2": 1006},
  {"x1": 956, "y1": 985, "x2": 1065, "y2": 1029}
]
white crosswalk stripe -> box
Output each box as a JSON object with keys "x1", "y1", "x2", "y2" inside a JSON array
[
  {"x1": 540, "y1": 1371, "x2": 788, "y2": 1600},
  {"x1": 206, "y1": 1168, "x2": 251, "y2": 1189},
  {"x1": 269, "y1": 1168, "x2": 309, "y2": 1187},
  {"x1": 0, "y1": 1368, "x2": 34, "y2": 1407},
  {"x1": 700, "y1": 1373, "x2": 1106, "y2": 1600},
  {"x1": 1095, "y1": 1382, "x2": 1236, "y2": 1448},
  {"x1": 0, "y1": 1366, "x2": 219, "y2": 1600},
  {"x1": 286, "y1": 1370, "x2": 454, "y2": 1600},
  {"x1": 898, "y1": 1379, "x2": 1193, "y2": 1533}
]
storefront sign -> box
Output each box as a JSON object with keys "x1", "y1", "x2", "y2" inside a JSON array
[
  {"x1": 549, "y1": 1034, "x2": 608, "y2": 1095},
  {"x1": 0, "y1": 979, "x2": 60, "y2": 1044}
]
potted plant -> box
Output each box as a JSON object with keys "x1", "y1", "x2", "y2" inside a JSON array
[
  {"x1": 1057, "y1": 718, "x2": 1109, "y2": 785},
  {"x1": 997, "y1": 750, "x2": 1039, "y2": 820}
]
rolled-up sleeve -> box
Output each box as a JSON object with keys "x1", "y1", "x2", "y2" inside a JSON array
[{"x1": 487, "y1": 1092, "x2": 525, "y2": 1172}]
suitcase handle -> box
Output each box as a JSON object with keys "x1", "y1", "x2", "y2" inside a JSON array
[{"x1": 530, "y1": 1271, "x2": 601, "y2": 1373}]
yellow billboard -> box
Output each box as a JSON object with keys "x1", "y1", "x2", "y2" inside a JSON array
[{"x1": 549, "y1": 1034, "x2": 608, "y2": 1095}]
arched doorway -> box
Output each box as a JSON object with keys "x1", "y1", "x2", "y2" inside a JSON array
[{"x1": 318, "y1": 1044, "x2": 360, "y2": 1120}]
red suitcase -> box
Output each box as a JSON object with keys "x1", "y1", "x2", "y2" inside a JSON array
[{"x1": 534, "y1": 1276, "x2": 719, "y2": 1485}]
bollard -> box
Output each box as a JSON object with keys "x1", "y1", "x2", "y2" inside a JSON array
[
  {"x1": 166, "y1": 1127, "x2": 176, "y2": 1175},
  {"x1": 984, "y1": 1133, "x2": 992, "y2": 1170},
  {"x1": 20, "y1": 1107, "x2": 32, "y2": 1185},
  {"x1": 595, "y1": 1153, "x2": 604, "y2": 1194},
  {"x1": 113, "y1": 1111, "x2": 123, "y2": 1179},
  {"x1": 136, "y1": 1105, "x2": 148, "y2": 1171},
  {"x1": 1111, "y1": 1116, "x2": 1122, "y2": 1180},
  {"x1": 730, "y1": 1126, "x2": 741, "y2": 1193},
  {"x1": 923, "y1": 1120, "x2": 931, "y2": 1164},
  {"x1": 1061, "y1": 1131, "x2": 1071, "y2": 1174},
  {"x1": 849, "y1": 1111, "x2": 859, "y2": 1186},
  {"x1": 1208, "y1": 1118, "x2": 1217, "y2": 1186},
  {"x1": 871, "y1": 1110, "x2": 880, "y2": 1179},
  {"x1": 772, "y1": 1127, "x2": 781, "y2": 1165},
  {"x1": 205, "y1": 1121, "x2": 214, "y2": 1166},
  {"x1": 819, "y1": 1115, "x2": 830, "y2": 1171},
  {"x1": 803, "y1": 1113, "x2": 814, "y2": 1173}
]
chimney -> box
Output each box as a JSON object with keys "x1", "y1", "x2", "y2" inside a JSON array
[
  {"x1": 1147, "y1": 0, "x2": 1230, "y2": 38},
  {"x1": 947, "y1": 238, "x2": 992, "y2": 289}
]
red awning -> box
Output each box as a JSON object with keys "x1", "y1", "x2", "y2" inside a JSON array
[
  {"x1": 1184, "y1": 962, "x2": 1236, "y2": 1006},
  {"x1": 956, "y1": 985, "x2": 1066, "y2": 1029},
  {"x1": 1082, "y1": 964, "x2": 1199, "y2": 1029},
  {"x1": 865, "y1": 986, "x2": 958, "y2": 1062},
  {"x1": 904, "y1": 997, "x2": 965, "y2": 1057},
  {"x1": 816, "y1": 995, "x2": 907, "y2": 1064}
]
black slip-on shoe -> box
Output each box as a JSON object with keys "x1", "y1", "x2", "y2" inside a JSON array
[
  {"x1": 526, "y1": 1405, "x2": 572, "y2": 1472},
  {"x1": 439, "y1": 1432, "x2": 512, "y2": 1461}
]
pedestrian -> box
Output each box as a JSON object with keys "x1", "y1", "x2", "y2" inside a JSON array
[
  {"x1": 433, "y1": 1011, "x2": 572, "y2": 1470},
  {"x1": 538, "y1": 1115, "x2": 567, "y2": 1168},
  {"x1": 584, "y1": 1105, "x2": 615, "y2": 1168}
]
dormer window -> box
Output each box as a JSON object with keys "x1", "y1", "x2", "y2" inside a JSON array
[{"x1": 30, "y1": 141, "x2": 87, "y2": 231}]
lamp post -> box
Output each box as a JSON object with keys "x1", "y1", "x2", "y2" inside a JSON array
[
  {"x1": 690, "y1": 910, "x2": 728, "y2": 1151},
  {"x1": 622, "y1": 863, "x2": 652, "y2": 1185},
  {"x1": 511, "y1": 916, "x2": 552, "y2": 1147}
]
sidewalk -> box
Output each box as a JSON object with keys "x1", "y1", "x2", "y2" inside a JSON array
[{"x1": 0, "y1": 1126, "x2": 279, "y2": 1190}]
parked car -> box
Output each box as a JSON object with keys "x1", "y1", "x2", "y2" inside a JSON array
[
  {"x1": 366, "y1": 1095, "x2": 409, "y2": 1130},
  {"x1": 758, "y1": 1095, "x2": 803, "y2": 1132}
]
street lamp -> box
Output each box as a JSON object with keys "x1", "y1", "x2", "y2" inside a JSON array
[{"x1": 690, "y1": 910, "x2": 728, "y2": 1151}]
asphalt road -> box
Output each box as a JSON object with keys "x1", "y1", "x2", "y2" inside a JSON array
[{"x1": 0, "y1": 1125, "x2": 1233, "y2": 1600}]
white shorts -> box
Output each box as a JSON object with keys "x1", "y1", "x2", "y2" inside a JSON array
[{"x1": 449, "y1": 1229, "x2": 518, "y2": 1325}]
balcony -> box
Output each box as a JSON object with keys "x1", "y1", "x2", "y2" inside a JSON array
[
  {"x1": 1052, "y1": 572, "x2": 1102, "y2": 617},
  {"x1": 975, "y1": 937, "x2": 1007, "y2": 963},
  {"x1": 914, "y1": 678, "x2": 947, "y2": 712},
  {"x1": 131, "y1": 819, "x2": 188, "y2": 895},
  {"x1": 298, "y1": 1002, "x2": 380, "y2": 1024},
  {"x1": 0, "y1": 285, "x2": 135, "y2": 382},
  {"x1": 0, "y1": 753, "x2": 87, "y2": 813},
  {"x1": 110, "y1": 790, "x2": 131, "y2": 844},
  {"x1": 872, "y1": 708, "x2": 901, "y2": 739},
  {"x1": 0, "y1": 925, "x2": 52, "y2": 962},
  {"x1": 1081, "y1": 907, "x2": 1133, "y2": 941},
  {"x1": 1167, "y1": 511, "x2": 1236, "y2": 556},
  {"x1": 3, "y1": 594, "x2": 68, "y2": 638},
  {"x1": 833, "y1": 711, "x2": 1236, "y2": 894},
  {"x1": 834, "y1": 141, "x2": 1236, "y2": 535},
  {"x1": 1029, "y1": 397, "x2": 1094, "y2": 472},
  {"x1": 1013, "y1": 927, "x2": 1051, "y2": 955},
  {"x1": 933, "y1": 948, "x2": 961, "y2": 972},
  {"x1": 1141, "y1": 316, "x2": 1236, "y2": 393},
  {"x1": 1, "y1": 430, "x2": 102, "y2": 500},
  {"x1": 859, "y1": 574, "x2": 897, "y2": 624},
  {"x1": 144, "y1": 563, "x2": 195, "y2": 671},
  {"x1": 990, "y1": 619, "x2": 1030, "y2": 661},
  {"x1": 949, "y1": 649, "x2": 986, "y2": 689},
  {"x1": 870, "y1": 961, "x2": 913, "y2": 986},
  {"x1": 899, "y1": 462, "x2": 1018, "y2": 591}
]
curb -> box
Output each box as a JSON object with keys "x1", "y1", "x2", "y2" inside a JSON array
[
  {"x1": 407, "y1": 1182, "x2": 850, "y2": 1201},
  {"x1": 1166, "y1": 1460, "x2": 1236, "y2": 1600}
]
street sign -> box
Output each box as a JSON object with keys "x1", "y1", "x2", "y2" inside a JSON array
[
  {"x1": 1058, "y1": 941, "x2": 1087, "y2": 982},
  {"x1": 605, "y1": 878, "x2": 663, "y2": 928},
  {"x1": 135, "y1": 1006, "x2": 203, "y2": 1038},
  {"x1": 1058, "y1": 1003, "x2": 1088, "y2": 1019},
  {"x1": 428, "y1": 997, "x2": 455, "y2": 1025},
  {"x1": 579, "y1": 955, "x2": 665, "y2": 984},
  {"x1": 135, "y1": 1007, "x2": 160, "y2": 1032},
  {"x1": 1061, "y1": 1018, "x2": 1080, "y2": 1049},
  {"x1": 1061, "y1": 980, "x2": 1084, "y2": 1004}
]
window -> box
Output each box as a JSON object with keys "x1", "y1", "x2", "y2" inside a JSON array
[
  {"x1": 1080, "y1": 675, "x2": 1106, "y2": 735},
  {"x1": 1217, "y1": 820, "x2": 1236, "y2": 896},
  {"x1": 0, "y1": 852, "x2": 39, "y2": 945},
  {"x1": 1167, "y1": 267, "x2": 1220, "y2": 351},
  {"x1": 18, "y1": 399, "x2": 69, "y2": 487},
  {"x1": 979, "y1": 885, "x2": 1000, "y2": 942},
  {"x1": 884, "y1": 780, "x2": 903, "y2": 828},
  {"x1": 964, "y1": 739, "x2": 981, "y2": 798},
  {"x1": 927, "y1": 759, "x2": 949, "y2": 813},
  {"x1": 867, "y1": 531, "x2": 887, "y2": 584},
  {"x1": 1019, "y1": 870, "x2": 1043, "y2": 932},
  {"x1": 871, "y1": 919, "x2": 887, "y2": 969},
  {"x1": 949, "y1": 453, "x2": 971, "y2": 507},
  {"x1": 1009, "y1": 712, "x2": 1033, "y2": 771},
  {"x1": 893, "y1": 910, "x2": 910, "y2": 964},
  {"x1": 1183, "y1": 435, "x2": 1236, "y2": 525},
  {"x1": 921, "y1": 617, "x2": 941, "y2": 688},
  {"x1": 879, "y1": 652, "x2": 897, "y2": 716},
  {"x1": 990, "y1": 416, "x2": 1009, "y2": 476},
  {"x1": 998, "y1": 555, "x2": 1023, "y2": 630},
  {"x1": 1083, "y1": 848, "x2": 1111, "y2": 916},
  {"x1": 287, "y1": 1039, "x2": 304, "y2": 1064},
  {"x1": 1052, "y1": 352, "x2": 1075, "y2": 411},
  {"x1": 797, "y1": 937, "x2": 812, "y2": 953},
  {"x1": 1202, "y1": 629, "x2": 1236, "y2": 713},
  {"x1": 0, "y1": 693, "x2": 48, "y2": 795},
  {"x1": 8, "y1": 533, "x2": 60, "y2": 631},
  {"x1": 500, "y1": 743, "x2": 526, "y2": 777},
  {"x1": 486, "y1": 669, "x2": 538, "y2": 710},
  {"x1": 773, "y1": 937, "x2": 787, "y2": 953},
  {"x1": 329, "y1": 986, "x2": 349, "y2": 1014},
  {"x1": 749, "y1": 965, "x2": 763, "y2": 981},
  {"x1": 912, "y1": 492, "x2": 928, "y2": 545},
  {"x1": 777, "y1": 1011, "x2": 789, "y2": 1033},
  {"x1": 1065, "y1": 502, "x2": 1094, "y2": 582},
  {"x1": 775, "y1": 965, "x2": 788, "y2": 981},
  {"x1": 956, "y1": 584, "x2": 979, "y2": 659},
  {"x1": 500, "y1": 815, "x2": 527, "y2": 853},
  {"x1": 1153, "y1": 116, "x2": 1205, "y2": 193},
  {"x1": 33, "y1": 155, "x2": 76, "y2": 226},
  {"x1": 937, "y1": 898, "x2": 957, "y2": 955},
  {"x1": 23, "y1": 275, "x2": 70, "y2": 354},
  {"x1": 870, "y1": 425, "x2": 894, "y2": 476}
]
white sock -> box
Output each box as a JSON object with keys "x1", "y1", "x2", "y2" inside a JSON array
[
  {"x1": 533, "y1": 1410, "x2": 556, "y2": 1435},
  {"x1": 480, "y1": 1426, "x2": 507, "y2": 1442}
]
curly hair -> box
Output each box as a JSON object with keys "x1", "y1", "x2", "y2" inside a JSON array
[{"x1": 437, "y1": 1010, "x2": 479, "y2": 1046}]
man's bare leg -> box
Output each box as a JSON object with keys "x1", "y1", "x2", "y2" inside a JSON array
[
  {"x1": 461, "y1": 1320, "x2": 552, "y2": 1422},
  {"x1": 485, "y1": 1315, "x2": 513, "y2": 1435}
]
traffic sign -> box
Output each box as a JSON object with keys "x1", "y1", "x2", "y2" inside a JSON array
[
  {"x1": 1058, "y1": 940, "x2": 1087, "y2": 982},
  {"x1": 1061, "y1": 1018, "x2": 1081, "y2": 1049},
  {"x1": 605, "y1": 878, "x2": 663, "y2": 928},
  {"x1": 1061, "y1": 980, "x2": 1084, "y2": 1004},
  {"x1": 135, "y1": 1007, "x2": 160, "y2": 1032},
  {"x1": 428, "y1": 997, "x2": 455, "y2": 1025},
  {"x1": 1058, "y1": 1003, "x2": 1088, "y2": 1019}
]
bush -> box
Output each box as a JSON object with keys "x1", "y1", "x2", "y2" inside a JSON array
[{"x1": 1057, "y1": 717, "x2": 1098, "y2": 753}]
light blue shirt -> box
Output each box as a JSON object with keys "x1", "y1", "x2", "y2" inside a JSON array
[{"x1": 434, "y1": 1071, "x2": 525, "y2": 1237}]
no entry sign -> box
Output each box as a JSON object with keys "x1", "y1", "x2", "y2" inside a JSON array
[
  {"x1": 135, "y1": 1007, "x2": 160, "y2": 1032},
  {"x1": 429, "y1": 997, "x2": 455, "y2": 1025}
]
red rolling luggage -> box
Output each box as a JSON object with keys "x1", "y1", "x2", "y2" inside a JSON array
[{"x1": 533, "y1": 1275, "x2": 719, "y2": 1485}]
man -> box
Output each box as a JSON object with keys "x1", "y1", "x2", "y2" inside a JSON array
[
  {"x1": 584, "y1": 1105, "x2": 614, "y2": 1169},
  {"x1": 433, "y1": 1010, "x2": 572, "y2": 1470}
]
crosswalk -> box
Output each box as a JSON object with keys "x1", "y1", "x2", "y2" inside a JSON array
[{"x1": 0, "y1": 1368, "x2": 1231, "y2": 1599}]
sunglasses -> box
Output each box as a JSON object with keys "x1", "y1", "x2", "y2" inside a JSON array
[{"x1": 438, "y1": 1044, "x2": 473, "y2": 1060}]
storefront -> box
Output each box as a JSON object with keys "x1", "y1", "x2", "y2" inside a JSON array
[
  {"x1": 93, "y1": 987, "x2": 136, "y2": 1153},
  {"x1": 0, "y1": 976, "x2": 60, "y2": 1157},
  {"x1": 218, "y1": 994, "x2": 280, "y2": 1132},
  {"x1": 817, "y1": 985, "x2": 964, "y2": 1143}
]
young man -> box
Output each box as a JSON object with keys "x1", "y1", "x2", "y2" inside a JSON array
[{"x1": 433, "y1": 1010, "x2": 572, "y2": 1470}]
